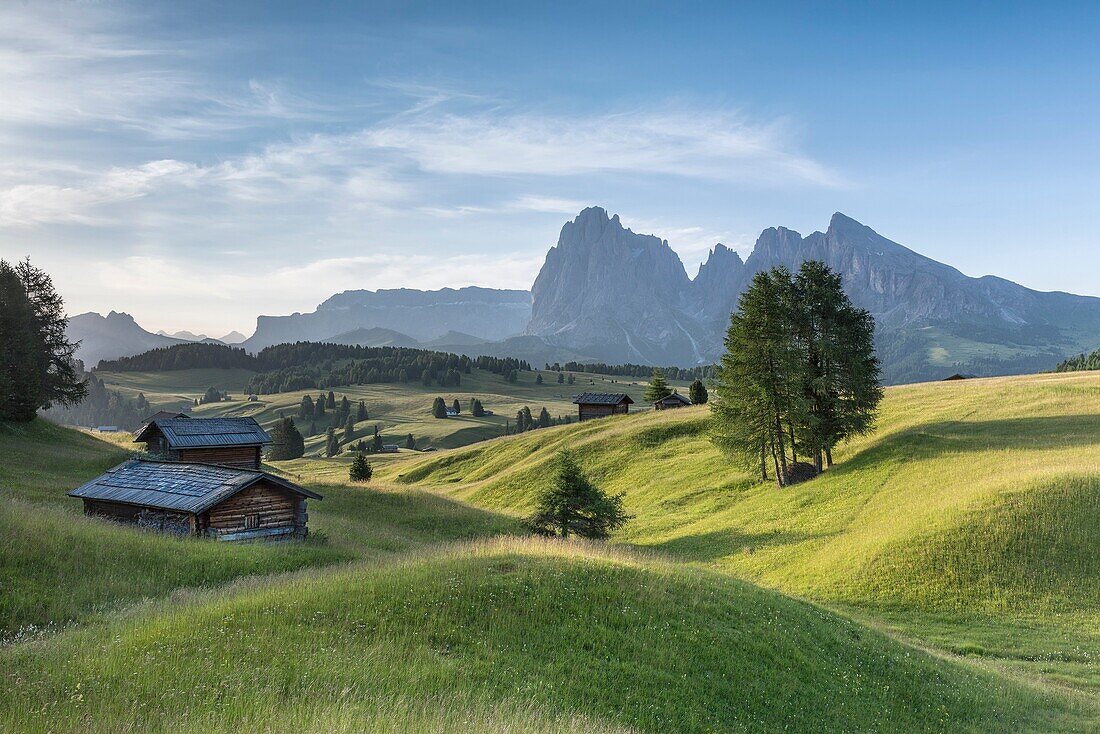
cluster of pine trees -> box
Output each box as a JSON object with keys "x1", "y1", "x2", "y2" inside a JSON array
[
  {"x1": 266, "y1": 417, "x2": 305, "y2": 460},
  {"x1": 710, "y1": 262, "x2": 882, "y2": 486},
  {"x1": 509, "y1": 405, "x2": 570, "y2": 433},
  {"x1": 43, "y1": 373, "x2": 153, "y2": 430},
  {"x1": 474, "y1": 355, "x2": 532, "y2": 377},
  {"x1": 97, "y1": 343, "x2": 256, "y2": 372},
  {"x1": 0, "y1": 259, "x2": 86, "y2": 422},
  {"x1": 246, "y1": 345, "x2": 472, "y2": 394},
  {"x1": 547, "y1": 361, "x2": 715, "y2": 382},
  {"x1": 1055, "y1": 347, "x2": 1100, "y2": 372}
]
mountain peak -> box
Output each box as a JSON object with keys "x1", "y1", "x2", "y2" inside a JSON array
[{"x1": 827, "y1": 211, "x2": 865, "y2": 234}]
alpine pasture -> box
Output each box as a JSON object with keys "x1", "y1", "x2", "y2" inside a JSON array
[{"x1": 1, "y1": 370, "x2": 1097, "y2": 731}]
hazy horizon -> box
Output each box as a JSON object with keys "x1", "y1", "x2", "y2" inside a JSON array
[{"x1": 2, "y1": 2, "x2": 1099, "y2": 334}]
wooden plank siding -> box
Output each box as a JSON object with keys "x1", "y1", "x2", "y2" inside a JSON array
[
  {"x1": 577, "y1": 404, "x2": 630, "y2": 421},
  {"x1": 175, "y1": 445, "x2": 262, "y2": 469},
  {"x1": 204, "y1": 480, "x2": 307, "y2": 540}
]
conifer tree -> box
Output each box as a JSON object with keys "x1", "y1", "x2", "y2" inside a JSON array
[
  {"x1": 372, "y1": 424, "x2": 383, "y2": 453},
  {"x1": 267, "y1": 417, "x2": 305, "y2": 460},
  {"x1": 405, "y1": 433, "x2": 415, "y2": 449},
  {"x1": 349, "y1": 454, "x2": 373, "y2": 482},
  {"x1": 0, "y1": 261, "x2": 46, "y2": 421},
  {"x1": 314, "y1": 393, "x2": 326, "y2": 418},
  {"x1": 326, "y1": 391, "x2": 336, "y2": 409},
  {"x1": 357, "y1": 400, "x2": 368, "y2": 421},
  {"x1": 432, "y1": 396, "x2": 447, "y2": 418},
  {"x1": 515, "y1": 408, "x2": 527, "y2": 432},
  {"x1": 325, "y1": 426, "x2": 340, "y2": 457},
  {"x1": 471, "y1": 398, "x2": 485, "y2": 417},
  {"x1": 567, "y1": 373, "x2": 575, "y2": 385},
  {"x1": 340, "y1": 395, "x2": 350, "y2": 417},
  {"x1": 300, "y1": 394, "x2": 314, "y2": 419},
  {"x1": 451, "y1": 398, "x2": 461, "y2": 415},
  {"x1": 538, "y1": 406, "x2": 551, "y2": 428},
  {"x1": 526, "y1": 451, "x2": 631, "y2": 539},
  {"x1": 344, "y1": 414, "x2": 355, "y2": 443},
  {"x1": 644, "y1": 368, "x2": 673, "y2": 402},
  {"x1": 535, "y1": 373, "x2": 543, "y2": 385},
  {"x1": 557, "y1": 372, "x2": 565, "y2": 384},
  {"x1": 689, "y1": 379, "x2": 708, "y2": 405},
  {"x1": 521, "y1": 406, "x2": 533, "y2": 431}
]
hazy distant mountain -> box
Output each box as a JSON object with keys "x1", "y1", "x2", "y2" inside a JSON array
[
  {"x1": 218, "y1": 330, "x2": 248, "y2": 344},
  {"x1": 157, "y1": 329, "x2": 208, "y2": 341},
  {"x1": 243, "y1": 287, "x2": 531, "y2": 351},
  {"x1": 526, "y1": 207, "x2": 1100, "y2": 382},
  {"x1": 420, "y1": 330, "x2": 489, "y2": 348},
  {"x1": 327, "y1": 327, "x2": 421, "y2": 348},
  {"x1": 69, "y1": 312, "x2": 187, "y2": 367}
]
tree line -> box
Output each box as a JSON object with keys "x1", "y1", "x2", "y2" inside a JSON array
[
  {"x1": 710, "y1": 262, "x2": 882, "y2": 486},
  {"x1": 97, "y1": 343, "x2": 256, "y2": 372},
  {"x1": 546, "y1": 361, "x2": 716, "y2": 381},
  {"x1": 1055, "y1": 347, "x2": 1100, "y2": 373}
]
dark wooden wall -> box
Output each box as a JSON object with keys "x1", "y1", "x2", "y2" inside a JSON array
[
  {"x1": 577, "y1": 403, "x2": 630, "y2": 421},
  {"x1": 176, "y1": 445, "x2": 262, "y2": 469},
  {"x1": 205, "y1": 480, "x2": 306, "y2": 541}
]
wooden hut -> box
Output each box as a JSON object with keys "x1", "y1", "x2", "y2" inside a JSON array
[
  {"x1": 134, "y1": 417, "x2": 270, "y2": 469},
  {"x1": 654, "y1": 392, "x2": 692, "y2": 410},
  {"x1": 572, "y1": 392, "x2": 634, "y2": 422},
  {"x1": 69, "y1": 458, "x2": 320, "y2": 541}
]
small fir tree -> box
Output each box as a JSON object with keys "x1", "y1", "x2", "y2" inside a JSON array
[
  {"x1": 535, "y1": 373, "x2": 543, "y2": 385},
  {"x1": 344, "y1": 414, "x2": 356, "y2": 443},
  {"x1": 557, "y1": 372, "x2": 565, "y2": 384},
  {"x1": 432, "y1": 396, "x2": 447, "y2": 418},
  {"x1": 451, "y1": 398, "x2": 461, "y2": 415},
  {"x1": 326, "y1": 391, "x2": 336, "y2": 409},
  {"x1": 357, "y1": 400, "x2": 368, "y2": 421},
  {"x1": 526, "y1": 451, "x2": 631, "y2": 539},
  {"x1": 689, "y1": 379, "x2": 709, "y2": 405},
  {"x1": 538, "y1": 407, "x2": 551, "y2": 428},
  {"x1": 349, "y1": 454, "x2": 373, "y2": 482},
  {"x1": 644, "y1": 368, "x2": 673, "y2": 402},
  {"x1": 471, "y1": 398, "x2": 485, "y2": 417},
  {"x1": 325, "y1": 426, "x2": 340, "y2": 457},
  {"x1": 405, "y1": 433, "x2": 415, "y2": 449},
  {"x1": 300, "y1": 394, "x2": 314, "y2": 419},
  {"x1": 372, "y1": 424, "x2": 383, "y2": 453}
]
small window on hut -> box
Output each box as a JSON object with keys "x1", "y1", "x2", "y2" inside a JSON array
[{"x1": 245, "y1": 514, "x2": 260, "y2": 530}]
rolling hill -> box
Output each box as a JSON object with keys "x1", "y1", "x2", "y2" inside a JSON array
[
  {"x1": 386, "y1": 371, "x2": 1100, "y2": 692},
  {"x1": 4, "y1": 372, "x2": 1098, "y2": 730}
]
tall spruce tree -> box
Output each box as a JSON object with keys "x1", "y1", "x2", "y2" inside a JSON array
[
  {"x1": 357, "y1": 400, "x2": 368, "y2": 421},
  {"x1": 0, "y1": 261, "x2": 46, "y2": 421},
  {"x1": 372, "y1": 424, "x2": 383, "y2": 453},
  {"x1": 326, "y1": 391, "x2": 336, "y2": 409},
  {"x1": 710, "y1": 263, "x2": 881, "y2": 486},
  {"x1": 644, "y1": 368, "x2": 673, "y2": 402},
  {"x1": 267, "y1": 417, "x2": 305, "y2": 461},
  {"x1": 300, "y1": 395, "x2": 314, "y2": 420},
  {"x1": 538, "y1": 406, "x2": 551, "y2": 428},
  {"x1": 11, "y1": 259, "x2": 86, "y2": 414},
  {"x1": 344, "y1": 414, "x2": 356, "y2": 443}
]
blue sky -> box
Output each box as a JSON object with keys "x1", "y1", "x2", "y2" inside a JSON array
[{"x1": 1, "y1": 1, "x2": 1098, "y2": 336}]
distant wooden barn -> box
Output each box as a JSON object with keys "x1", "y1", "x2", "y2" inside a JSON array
[
  {"x1": 572, "y1": 392, "x2": 634, "y2": 422},
  {"x1": 134, "y1": 417, "x2": 270, "y2": 469},
  {"x1": 654, "y1": 392, "x2": 692, "y2": 410},
  {"x1": 69, "y1": 459, "x2": 320, "y2": 541},
  {"x1": 136, "y1": 410, "x2": 190, "y2": 435}
]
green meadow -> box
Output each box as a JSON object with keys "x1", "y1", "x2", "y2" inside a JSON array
[
  {"x1": 97, "y1": 366, "x2": 683, "y2": 452},
  {"x1": 1, "y1": 370, "x2": 1097, "y2": 731}
]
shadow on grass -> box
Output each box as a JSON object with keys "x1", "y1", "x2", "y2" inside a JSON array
[
  {"x1": 839, "y1": 414, "x2": 1100, "y2": 473},
  {"x1": 308, "y1": 481, "x2": 525, "y2": 557},
  {"x1": 648, "y1": 527, "x2": 826, "y2": 563}
]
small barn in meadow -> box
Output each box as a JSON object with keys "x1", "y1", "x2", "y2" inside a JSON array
[
  {"x1": 69, "y1": 458, "x2": 321, "y2": 541},
  {"x1": 654, "y1": 392, "x2": 692, "y2": 410},
  {"x1": 134, "y1": 417, "x2": 270, "y2": 469},
  {"x1": 572, "y1": 392, "x2": 634, "y2": 422}
]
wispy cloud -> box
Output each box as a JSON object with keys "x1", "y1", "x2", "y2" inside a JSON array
[{"x1": 363, "y1": 109, "x2": 842, "y2": 186}]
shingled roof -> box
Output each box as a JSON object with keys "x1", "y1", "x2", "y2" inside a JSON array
[
  {"x1": 68, "y1": 459, "x2": 320, "y2": 514},
  {"x1": 134, "y1": 417, "x2": 270, "y2": 449},
  {"x1": 572, "y1": 392, "x2": 634, "y2": 405},
  {"x1": 656, "y1": 392, "x2": 692, "y2": 406}
]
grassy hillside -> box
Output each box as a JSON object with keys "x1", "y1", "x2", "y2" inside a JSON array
[
  {"x1": 386, "y1": 371, "x2": 1100, "y2": 692},
  {"x1": 4, "y1": 372, "x2": 1098, "y2": 730},
  {"x1": 97, "y1": 366, "x2": 686, "y2": 452},
  {"x1": 0, "y1": 420, "x2": 516, "y2": 636},
  {"x1": 0, "y1": 538, "x2": 1075, "y2": 733}
]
